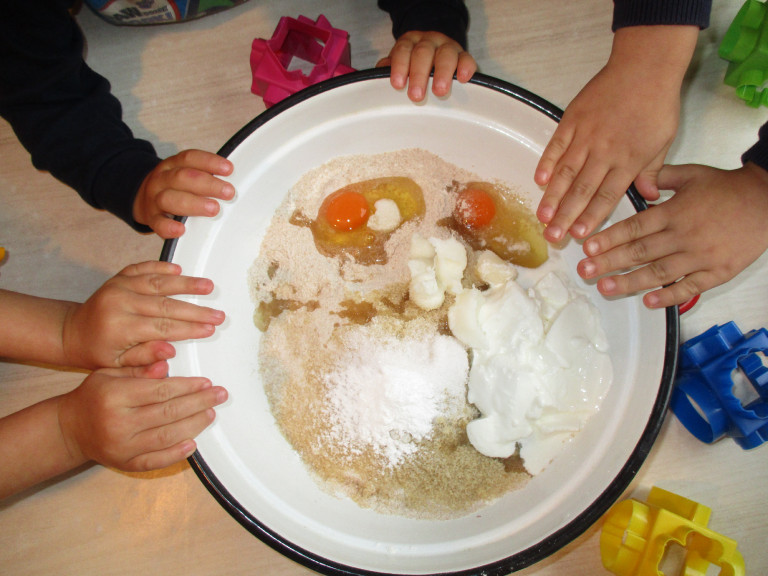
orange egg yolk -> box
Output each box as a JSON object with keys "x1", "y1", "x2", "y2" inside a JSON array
[
  {"x1": 322, "y1": 191, "x2": 370, "y2": 231},
  {"x1": 455, "y1": 188, "x2": 496, "y2": 229}
]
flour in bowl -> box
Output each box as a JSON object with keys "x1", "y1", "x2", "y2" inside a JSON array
[{"x1": 248, "y1": 148, "x2": 611, "y2": 518}]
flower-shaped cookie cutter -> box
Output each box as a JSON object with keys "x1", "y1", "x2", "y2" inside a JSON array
[
  {"x1": 720, "y1": 0, "x2": 768, "y2": 107},
  {"x1": 250, "y1": 14, "x2": 356, "y2": 107},
  {"x1": 601, "y1": 486, "x2": 745, "y2": 576},
  {"x1": 671, "y1": 321, "x2": 768, "y2": 449}
]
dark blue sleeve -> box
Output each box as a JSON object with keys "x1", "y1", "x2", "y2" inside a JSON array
[
  {"x1": 612, "y1": 0, "x2": 712, "y2": 31},
  {"x1": 0, "y1": 0, "x2": 159, "y2": 232},
  {"x1": 742, "y1": 123, "x2": 768, "y2": 172},
  {"x1": 378, "y1": 0, "x2": 469, "y2": 49}
]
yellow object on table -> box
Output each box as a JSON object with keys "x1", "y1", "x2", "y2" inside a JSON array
[{"x1": 600, "y1": 486, "x2": 745, "y2": 576}]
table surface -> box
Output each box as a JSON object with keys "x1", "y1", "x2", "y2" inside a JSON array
[{"x1": 1, "y1": 1, "x2": 766, "y2": 575}]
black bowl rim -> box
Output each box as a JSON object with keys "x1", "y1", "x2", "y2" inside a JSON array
[{"x1": 160, "y1": 67, "x2": 679, "y2": 576}]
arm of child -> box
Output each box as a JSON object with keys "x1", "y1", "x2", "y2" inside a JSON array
[
  {"x1": 576, "y1": 162, "x2": 768, "y2": 308},
  {"x1": 534, "y1": 24, "x2": 699, "y2": 243},
  {"x1": 0, "y1": 2, "x2": 235, "y2": 239},
  {"x1": 0, "y1": 261, "x2": 225, "y2": 369},
  {"x1": 0, "y1": 361, "x2": 227, "y2": 500},
  {"x1": 132, "y1": 150, "x2": 235, "y2": 239}
]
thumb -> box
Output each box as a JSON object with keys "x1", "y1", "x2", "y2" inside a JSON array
[
  {"x1": 634, "y1": 151, "x2": 670, "y2": 201},
  {"x1": 657, "y1": 164, "x2": 696, "y2": 193},
  {"x1": 634, "y1": 170, "x2": 661, "y2": 201}
]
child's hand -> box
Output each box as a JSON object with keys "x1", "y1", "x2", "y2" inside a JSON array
[
  {"x1": 577, "y1": 163, "x2": 768, "y2": 308},
  {"x1": 377, "y1": 30, "x2": 476, "y2": 102},
  {"x1": 133, "y1": 149, "x2": 235, "y2": 239},
  {"x1": 63, "y1": 261, "x2": 225, "y2": 369},
  {"x1": 534, "y1": 25, "x2": 698, "y2": 243},
  {"x1": 57, "y1": 361, "x2": 227, "y2": 472}
]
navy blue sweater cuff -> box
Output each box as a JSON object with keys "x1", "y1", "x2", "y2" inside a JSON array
[
  {"x1": 94, "y1": 151, "x2": 160, "y2": 233},
  {"x1": 742, "y1": 122, "x2": 768, "y2": 173},
  {"x1": 612, "y1": 0, "x2": 712, "y2": 31},
  {"x1": 378, "y1": 0, "x2": 469, "y2": 49}
]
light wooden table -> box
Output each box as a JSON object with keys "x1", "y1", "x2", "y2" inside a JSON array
[{"x1": 1, "y1": 1, "x2": 766, "y2": 574}]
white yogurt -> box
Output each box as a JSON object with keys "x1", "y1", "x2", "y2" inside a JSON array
[
  {"x1": 449, "y1": 263, "x2": 613, "y2": 475},
  {"x1": 408, "y1": 240, "x2": 613, "y2": 475}
]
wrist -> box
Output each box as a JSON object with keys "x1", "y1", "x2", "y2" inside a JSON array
[
  {"x1": 56, "y1": 394, "x2": 89, "y2": 468},
  {"x1": 60, "y1": 301, "x2": 85, "y2": 368},
  {"x1": 609, "y1": 25, "x2": 699, "y2": 90}
]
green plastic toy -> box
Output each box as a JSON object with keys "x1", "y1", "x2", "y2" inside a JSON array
[{"x1": 720, "y1": 0, "x2": 768, "y2": 107}]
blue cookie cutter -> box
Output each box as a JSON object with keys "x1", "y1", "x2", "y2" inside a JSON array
[{"x1": 671, "y1": 321, "x2": 768, "y2": 449}]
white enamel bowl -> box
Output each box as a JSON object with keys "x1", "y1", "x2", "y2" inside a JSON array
[{"x1": 161, "y1": 69, "x2": 678, "y2": 576}]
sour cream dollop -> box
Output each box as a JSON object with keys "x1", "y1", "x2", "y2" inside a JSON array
[{"x1": 448, "y1": 254, "x2": 613, "y2": 475}]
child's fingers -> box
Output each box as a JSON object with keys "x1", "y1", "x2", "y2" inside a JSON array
[
  {"x1": 407, "y1": 41, "x2": 438, "y2": 101},
  {"x1": 540, "y1": 154, "x2": 602, "y2": 242},
  {"x1": 119, "y1": 316, "x2": 217, "y2": 348},
  {"x1": 164, "y1": 149, "x2": 234, "y2": 178},
  {"x1": 121, "y1": 270, "x2": 215, "y2": 298},
  {"x1": 387, "y1": 39, "x2": 415, "y2": 90},
  {"x1": 535, "y1": 128, "x2": 579, "y2": 224},
  {"x1": 578, "y1": 227, "x2": 676, "y2": 281},
  {"x1": 150, "y1": 215, "x2": 186, "y2": 240},
  {"x1": 123, "y1": 438, "x2": 199, "y2": 472},
  {"x1": 432, "y1": 45, "x2": 460, "y2": 96},
  {"x1": 642, "y1": 272, "x2": 709, "y2": 309},
  {"x1": 594, "y1": 250, "x2": 697, "y2": 299},
  {"x1": 120, "y1": 261, "x2": 182, "y2": 277},
  {"x1": 119, "y1": 341, "x2": 176, "y2": 367},
  {"x1": 137, "y1": 296, "x2": 224, "y2": 325},
  {"x1": 97, "y1": 360, "x2": 170, "y2": 379},
  {"x1": 154, "y1": 187, "x2": 222, "y2": 219},
  {"x1": 123, "y1": 375, "x2": 214, "y2": 405},
  {"x1": 582, "y1": 207, "x2": 670, "y2": 259},
  {"x1": 568, "y1": 168, "x2": 634, "y2": 239},
  {"x1": 535, "y1": 124, "x2": 574, "y2": 189},
  {"x1": 656, "y1": 163, "x2": 692, "y2": 191},
  {"x1": 455, "y1": 51, "x2": 477, "y2": 83}
]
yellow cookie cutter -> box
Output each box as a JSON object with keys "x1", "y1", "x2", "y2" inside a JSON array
[{"x1": 600, "y1": 486, "x2": 745, "y2": 576}]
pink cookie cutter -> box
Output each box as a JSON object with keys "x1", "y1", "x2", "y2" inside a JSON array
[{"x1": 250, "y1": 14, "x2": 356, "y2": 107}]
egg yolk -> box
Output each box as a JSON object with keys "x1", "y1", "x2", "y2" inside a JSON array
[
  {"x1": 296, "y1": 177, "x2": 425, "y2": 266},
  {"x1": 448, "y1": 181, "x2": 548, "y2": 268},
  {"x1": 322, "y1": 190, "x2": 370, "y2": 231},
  {"x1": 455, "y1": 188, "x2": 496, "y2": 229}
]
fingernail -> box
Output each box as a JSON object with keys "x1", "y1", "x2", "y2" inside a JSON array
[
  {"x1": 160, "y1": 345, "x2": 176, "y2": 360},
  {"x1": 196, "y1": 278, "x2": 214, "y2": 292},
  {"x1": 580, "y1": 260, "x2": 596, "y2": 278},
  {"x1": 571, "y1": 222, "x2": 587, "y2": 238},
  {"x1": 584, "y1": 239, "x2": 599, "y2": 256},
  {"x1": 546, "y1": 225, "x2": 563, "y2": 241},
  {"x1": 181, "y1": 440, "x2": 197, "y2": 457},
  {"x1": 222, "y1": 184, "x2": 235, "y2": 200},
  {"x1": 391, "y1": 74, "x2": 406, "y2": 89},
  {"x1": 215, "y1": 388, "x2": 228, "y2": 403},
  {"x1": 538, "y1": 205, "x2": 554, "y2": 222},
  {"x1": 534, "y1": 170, "x2": 550, "y2": 186},
  {"x1": 219, "y1": 159, "x2": 234, "y2": 175},
  {"x1": 211, "y1": 309, "x2": 226, "y2": 323},
  {"x1": 644, "y1": 293, "x2": 660, "y2": 308},
  {"x1": 599, "y1": 277, "x2": 617, "y2": 294},
  {"x1": 204, "y1": 200, "x2": 218, "y2": 216}
]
